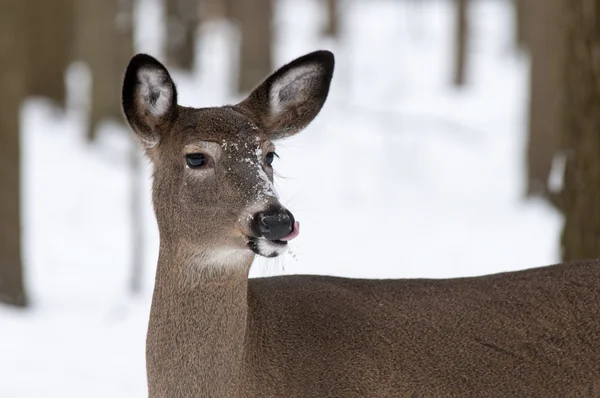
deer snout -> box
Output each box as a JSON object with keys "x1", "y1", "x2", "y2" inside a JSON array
[{"x1": 252, "y1": 207, "x2": 295, "y2": 242}]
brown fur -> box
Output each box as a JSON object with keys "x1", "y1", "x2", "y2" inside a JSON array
[{"x1": 122, "y1": 52, "x2": 600, "y2": 397}]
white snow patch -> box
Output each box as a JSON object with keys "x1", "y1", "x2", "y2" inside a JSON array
[
  {"x1": 255, "y1": 147, "x2": 278, "y2": 198},
  {"x1": 548, "y1": 151, "x2": 568, "y2": 194}
]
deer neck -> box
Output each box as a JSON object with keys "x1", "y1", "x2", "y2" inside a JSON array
[{"x1": 147, "y1": 244, "x2": 253, "y2": 397}]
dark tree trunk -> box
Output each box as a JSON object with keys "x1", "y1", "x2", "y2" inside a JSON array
[
  {"x1": 513, "y1": 0, "x2": 527, "y2": 49},
  {"x1": 560, "y1": 0, "x2": 600, "y2": 261},
  {"x1": 166, "y1": 0, "x2": 199, "y2": 71},
  {"x1": 0, "y1": 0, "x2": 28, "y2": 307},
  {"x1": 513, "y1": 0, "x2": 523, "y2": 48},
  {"x1": 25, "y1": 0, "x2": 74, "y2": 108},
  {"x1": 323, "y1": 0, "x2": 339, "y2": 37},
  {"x1": 453, "y1": 0, "x2": 468, "y2": 87},
  {"x1": 525, "y1": 0, "x2": 566, "y2": 197},
  {"x1": 235, "y1": 0, "x2": 273, "y2": 94},
  {"x1": 75, "y1": 0, "x2": 134, "y2": 141}
]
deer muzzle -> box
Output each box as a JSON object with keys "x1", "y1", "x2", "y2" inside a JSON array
[{"x1": 252, "y1": 207, "x2": 297, "y2": 242}]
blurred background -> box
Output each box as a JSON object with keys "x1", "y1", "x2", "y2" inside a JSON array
[{"x1": 1, "y1": 0, "x2": 599, "y2": 395}]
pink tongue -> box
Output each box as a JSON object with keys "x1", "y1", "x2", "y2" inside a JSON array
[{"x1": 280, "y1": 221, "x2": 300, "y2": 241}]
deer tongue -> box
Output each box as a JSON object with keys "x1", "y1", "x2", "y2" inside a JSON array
[{"x1": 279, "y1": 221, "x2": 300, "y2": 241}]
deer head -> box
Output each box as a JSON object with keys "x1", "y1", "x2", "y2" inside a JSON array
[{"x1": 122, "y1": 51, "x2": 334, "y2": 266}]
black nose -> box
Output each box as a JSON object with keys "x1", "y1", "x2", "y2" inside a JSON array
[{"x1": 253, "y1": 208, "x2": 294, "y2": 241}]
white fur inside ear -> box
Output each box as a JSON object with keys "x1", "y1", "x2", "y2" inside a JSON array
[
  {"x1": 269, "y1": 64, "x2": 321, "y2": 116},
  {"x1": 138, "y1": 68, "x2": 173, "y2": 118}
]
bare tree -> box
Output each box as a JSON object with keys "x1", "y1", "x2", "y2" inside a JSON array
[
  {"x1": 453, "y1": 0, "x2": 468, "y2": 86},
  {"x1": 166, "y1": 0, "x2": 200, "y2": 71},
  {"x1": 25, "y1": 0, "x2": 74, "y2": 108},
  {"x1": 200, "y1": 0, "x2": 233, "y2": 21},
  {"x1": 74, "y1": 0, "x2": 134, "y2": 141},
  {"x1": 560, "y1": 0, "x2": 600, "y2": 261},
  {"x1": 0, "y1": 0, "x2": 28, "y2": 307},
  {"x1": 525, "y1": 0, "x2": 566, "y2": 197},
  {"x1": 323, "y1": 0, "x2": 339, "y2": 37},
  {"x1": 234, "y1": 0, "x2": 273, "y2": 93},
  {"x1": 513, "y1": 0, "x2": 528, "y2": 49}
]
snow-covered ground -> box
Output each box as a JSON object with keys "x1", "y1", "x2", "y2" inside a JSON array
[{"x1": 1, "y1": 0, "x2": 562, "y2": 396}]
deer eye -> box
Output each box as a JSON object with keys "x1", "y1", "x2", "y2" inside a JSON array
[
  {"x1": 265, "y1": 152, "x2": 277, "y2": 166},
  {"x1": 186, "y1": 153, "x2": 208, "y2": 169}
]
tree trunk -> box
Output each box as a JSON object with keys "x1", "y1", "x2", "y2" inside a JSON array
[
  {"x1": 75, "y1": 0, "x2": 134, "y2": 141},
  {"x1": 513, "y1": 0, "x2": 523, "y2": 49},
  {"x1": 513, "y1": 0, "x2": 529, "y2": 50},
  {"x1": 323, "y1": 0, "x2": 339, "y2": 37},
  {"x1": 129, "y1": 142, "x2": 145, "y2": 295},
  {"x1": 0, "y1": 0, "x2": 28, "y2": 307},
  {"x1": 234, "y1": 0, "x2": 273, "y2": 94},
  {"x1": 453, "y1": 0, "x2": 468, "y2": 87},
  {"x1": 166, "y1": 0, "x2": 199, "y2": 71},
  {"x1": 560, "y1": 0, "x2": 600, "y2": 261},
  {"x1": 200, "y1": 0, "x2": 233, "y2": 21},
  {"x1": 525, "y1": 0, "x2": 566, "y2": 197},
  {"x1": 25, "y1": 0, "x2": 74, "y2": 108}
]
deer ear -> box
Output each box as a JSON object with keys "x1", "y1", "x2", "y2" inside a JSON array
[
  {"x1": 122, "y1": 54, "x2": 178, "y2": 147},
  {"x1": 238, "y1": 50, "x2": 334, "y2": 141}
]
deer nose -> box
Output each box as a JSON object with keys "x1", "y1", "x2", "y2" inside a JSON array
[{"x1": 254, "y1": 208, "x2": 295, "y2": 241}]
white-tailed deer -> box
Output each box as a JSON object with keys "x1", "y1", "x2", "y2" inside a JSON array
[{"x1": 122, "y1": 51, "x2": 600, "y2": 397}]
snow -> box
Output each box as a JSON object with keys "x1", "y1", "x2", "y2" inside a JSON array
[
  {"x1": 253, "y1": 147, "x2": 278, "y2": 199},
  {"x1": 1, "y1": 0, "x2": 561, "y2": 396}
]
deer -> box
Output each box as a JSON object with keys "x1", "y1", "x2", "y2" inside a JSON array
[{"x1": 122, "y1": 50, "x2": 600, "y2": 397}]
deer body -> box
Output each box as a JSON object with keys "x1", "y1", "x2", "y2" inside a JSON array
[
  {"x1": 122, "y1": 52, "x2": 600, "y2": 397},
  {"x1": 148, "y1": 258, "x2": 600, "y2": 397}
]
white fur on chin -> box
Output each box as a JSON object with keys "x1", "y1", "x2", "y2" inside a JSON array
[{"x1": 256, "y1": 239, "x2": 287, "y2": 258}]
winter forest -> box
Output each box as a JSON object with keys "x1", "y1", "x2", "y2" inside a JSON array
[{"x1": 2, "y1": 0, "x2": 600, "y2": 396}]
